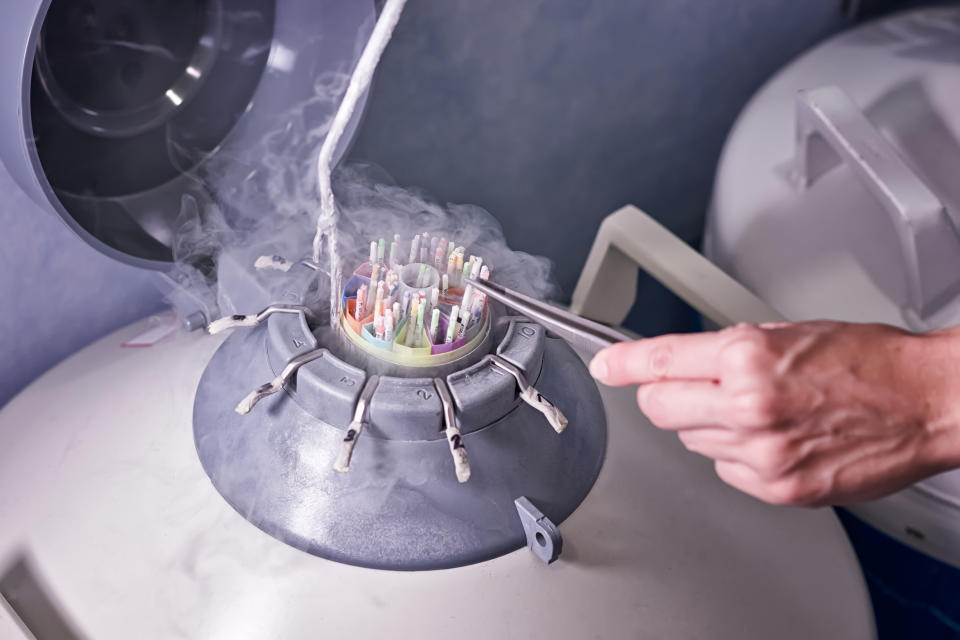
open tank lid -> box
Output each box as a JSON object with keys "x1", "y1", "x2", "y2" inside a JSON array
[{"x1": 0, "y1": 0, "x2": 374, "y2": 270}]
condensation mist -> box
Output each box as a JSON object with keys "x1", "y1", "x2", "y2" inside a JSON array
[{"x1": 167, "y1": 129, "x2": 558, "y2": 328}]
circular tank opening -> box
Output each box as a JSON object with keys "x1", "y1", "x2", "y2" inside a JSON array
[
  {"x1": 12, "y1": 0, "x2": 375, "y2": 268},
  {"x1": 400, "y1": 262, "x2": 440, "y2": 291},
  {"x1": 28, "y1": 0, "x2": 277, "y2": 264},
  {"x1": 36, "y1": 0, "x2": 221, "y2": 138}
]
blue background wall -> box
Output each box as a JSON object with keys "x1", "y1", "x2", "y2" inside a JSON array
[
  {"x1": 0, "y1": 0, "x2": 862, "y2": 408},
  {"x1": 0, "y1": 163, "x2": 164, "y2": 406}
]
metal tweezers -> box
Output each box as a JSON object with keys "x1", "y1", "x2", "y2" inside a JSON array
[{"x1": 469, "y1": 279, "x2": 633, "y2": 355}]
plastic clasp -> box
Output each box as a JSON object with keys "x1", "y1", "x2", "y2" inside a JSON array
[{"x1": 515, "y1": 496, "x2": 562, "y2": 564}]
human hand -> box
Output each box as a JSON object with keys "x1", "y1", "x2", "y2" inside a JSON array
[{"x1": 589, "y1": 321, "x2": 960, "y2": 507}]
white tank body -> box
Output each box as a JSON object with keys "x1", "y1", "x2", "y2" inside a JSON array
[
  {"x1": 0, "y1": 317, "x2": 874, "y2": 639},
  {"x1": 704, "y1": 6, "x2": 960, "y2": 566}
]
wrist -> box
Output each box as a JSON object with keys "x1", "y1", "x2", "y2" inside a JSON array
[{"x1": 914, "y1": 326, "x2": 960, "y2": 472}]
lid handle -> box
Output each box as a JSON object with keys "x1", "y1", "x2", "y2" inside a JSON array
[{"x1": 793, "y1": 85, "x2": 960, "y2": 320}]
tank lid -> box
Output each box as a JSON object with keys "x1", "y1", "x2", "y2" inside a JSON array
[{"x1": 4, "y1": 0, "x2": 374, "y2": 269}]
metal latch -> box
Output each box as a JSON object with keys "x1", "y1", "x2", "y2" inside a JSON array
[{"x1": 515, "y1": 496, "x2": 562, "y2": 564}]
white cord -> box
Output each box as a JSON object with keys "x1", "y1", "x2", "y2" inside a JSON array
[{"x1": 313, "y1": 0, "x2": 409, "y2": 326}]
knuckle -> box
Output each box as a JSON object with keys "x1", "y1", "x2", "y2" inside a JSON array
[
  {"x1": 767, "y1": 476, "x2": 820, "y2": 507},
  {"x1": 720, "y1": 326, "x2": 772, "y2": 376},
  {"x1": 753, "y1": 438, "x2": 790, "y2": 474},
  {"x1": 730, "y1": 389, "x2": 779, "y2": 429},
  {"x1": 647, "y1": 343, "x2": 673, "y2": 379}
]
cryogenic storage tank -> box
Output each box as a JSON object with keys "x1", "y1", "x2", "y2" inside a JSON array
[
  {"x1": 704, "y1": 5, "x2": 960, "y2": 566},
  {"x1": 0, "y1": 0, "x2": 876, "y2": 637}
]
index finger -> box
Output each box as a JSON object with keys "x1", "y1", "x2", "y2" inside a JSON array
[{"x1": 589, "y1": 331, "x2": 727, "y2": 386}]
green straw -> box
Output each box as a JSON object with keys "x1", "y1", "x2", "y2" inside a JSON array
[{"x1": 429, "y1": 308, "x2": 440, "y2": 343}]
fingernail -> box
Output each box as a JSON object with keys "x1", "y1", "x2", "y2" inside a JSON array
[{"x1": 589, "y1": 355, "x2": 608, "y2": 381}]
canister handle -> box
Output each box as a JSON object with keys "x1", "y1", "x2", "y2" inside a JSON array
[
  {"x1": 793, "y1": 85, "x2": 960, "y2": 319},
  {"x1": 571, "y1": 205, "x2": 785, "y2": 329}
]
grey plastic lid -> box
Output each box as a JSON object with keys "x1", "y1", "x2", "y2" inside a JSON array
[{"x1": 0, "y1": 0, "x2": 374, "y2": 269}]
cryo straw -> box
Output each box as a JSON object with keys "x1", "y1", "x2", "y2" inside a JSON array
[
  {"x1": 470, "y1": 256, "x2": 483, "y2": 279},
  {"x1": 415, "y1": 302, "x2": 426, "y2": 346},
  {"x1": 430, "y1": 287, "x2": 439, "y2": 309},
  {"x1": 442, "y1": 274, "x2": 449, "y2": 292},
  {"x1": 355, "y1": 284, "x2": 368, "y2": 319},
  {"x1": 470, "y1": 292, "x2": 486, "y2": 323},
  {"x1": 374, "y1": 315, "x2": 385, "y2": 339},
  {"x1": 392, "y1": 301, "x2": 401, "y2": 325},
  {"x1": 429, "y1": 308, "x2": 440, "y2": 343},
  {"x1": 405, "y1": 298, "x2": 419, "y2": 346},
  {"x1": 377, "y1": 238, "x2": 385, "y2": 263},
  {"x1": 409, "y1": 234, "x2": 420, "y2": 264},
  {"x1": 374, "y1": 282, "x2": 385, "y2": 321},
  {"x1": 369, "y1": 240, "x2": 377, "y2": 266},
  {"x1": 367, "y1": 272, "x2": 378, "y2": 308},
  {"x1": 389, "y1": 241, "x2": 398, "y2": 266},
  {"x1": 445, "y1": 305, "x2": 459, "y2": 343},
  {"x1": 447, "y1": 254, "x2": 457, "y2": 278},
  {"x1": 384, "y1": 311, "x2": 395, "y2": 342},
  {"x1": 375, "y1": 280, "x2": 385, "y2": 304}
]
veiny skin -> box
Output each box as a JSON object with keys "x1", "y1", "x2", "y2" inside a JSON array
[{"x1": 589, "y1": 321, "x2": 960, "y2": 507}]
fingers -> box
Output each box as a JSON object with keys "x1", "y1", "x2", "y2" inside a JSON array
[
  {"x1": 714, "y1": 459, "x2": 820, "y2": 507},
  {"x1": 676, "y1": 428, "x2": 741, "y2": 459},
  {"x1": 714, "y1": 460, "x2": 765, "y2": 498},
  {"x1": 590, "y1": 332, "x2": 728, "y2": 386},
  {"x1": 638, "y1": 381, "x2": 730, "y2": 430}
]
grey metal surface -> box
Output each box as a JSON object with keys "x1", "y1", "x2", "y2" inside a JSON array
[
  {"x1": 193, "y1": 323, "x2": 606, "y2": 570},
  {"x1": 495, "y1": 319, "x2": 546, "y2": 375},
  {"x1": 446, "y1": 359, "x2": 518, "y2": 431},
  {"x1": 295, "y1": 352, "x2": 367, "y2": 428},
  {"x1": 365, "y1": 376, "x2": 444, "y2": 440},
  {"x1": 0, "y1": 0, "x2": 375, "y2": 268},
  {"x1": 515, "y1": 496, "x2": 562, "y2": 564}
]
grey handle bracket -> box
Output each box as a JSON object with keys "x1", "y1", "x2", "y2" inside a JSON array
[
  {"x1": 793, "y1": 85, "x2": 960, "y2": 319},
  {"x1": 571, "y1": 205, "x2": 785, "y2": 328},
  {"x1": 515, "y1": 497, "x2": 562, "y2": 564}
]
